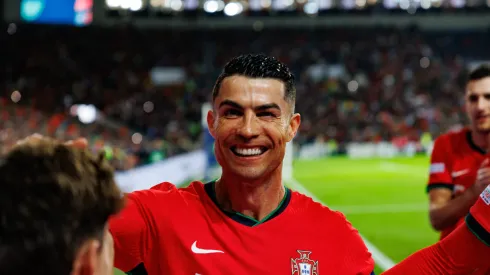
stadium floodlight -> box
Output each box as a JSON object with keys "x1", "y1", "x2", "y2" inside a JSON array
[
  {"x1": 347, "y1": 80, "x2": 359, "y2": 93},
  {"x1": 303, "y1": 2, "x2": 318, "y2": 14},
  {"x1": 420, "y1": 57, "x2": 430, "y2": 68},
  {"x1": 450, "y1": 0, "x2": 464, "y2": 7},
  {"x1": 120, "y1": 0, "x2": 131, "y2": 9},
  {"x1": 10, "y1": 90, "x2": 21, "y2": 103},
  {"x1": 129, "y1": 0, "x2": 144, "y2": 10},
  {"x1": 143, "y1": 101, "x2": 154, "y2": 113},
  {"x1": 150, "y1": 0, "x2": 164, "y2": 7},
  {"x1": 260, "y1": 0, "x2": 271, "y2": 8},
  {"x1": 170, "y1": 0, "x2": 184, "y2": 11},
  {"x1": 131, "y1": 133, "x2": 143, "y2": 144},
  {"x1": 106, "y1": 0, "x2": 121, "y2": 8},
  {"x1": 224, "y1": 2, "x2": 243, "y2": 16},
  {"x1": 420, "y1": 0, "x2": 431, "y2": 9},
  {"x1": 77, "y1": 104, "x2": 97, "y2": 124},
  {"x1": 355, "y1": 0, "x2": 367, "y2": 8},
  {"x1": 399, "y1": 0, "x2": 410, "y2": 9},
  {"x1": 204, "y1": 0, "x2": 219, "y2": 13}
]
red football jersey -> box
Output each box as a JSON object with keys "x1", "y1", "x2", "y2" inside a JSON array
[
  {"x1": 427, "y1": 128, "x2": 487, "y2": 240},
  {"x1": 109, "y1": 181, "x2": 374, "y2": 275}
]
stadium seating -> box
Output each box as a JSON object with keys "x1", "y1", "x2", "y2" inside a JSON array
[{"x1": 3, "y1": 23, "x2": 488, "y2": 168}]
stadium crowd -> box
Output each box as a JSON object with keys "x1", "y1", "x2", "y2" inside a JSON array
[{"x1": 2, "y1": 23, "x2": 489, "y2": 170}]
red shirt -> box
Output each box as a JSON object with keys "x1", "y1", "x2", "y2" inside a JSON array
[
  {"x1": 109, "y1": 181, "x2": 374, "y2": 275},
  {"x1": 427, "y1": 128, "x2": 486, "y2": 240}
]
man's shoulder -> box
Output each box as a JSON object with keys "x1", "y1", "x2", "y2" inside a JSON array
[
  {"x1": 290, "y1": 190, "x2": 349, "y2": 225},
  {"x1": 435, "y1": 127, "x2": 469, "y2": 145},
  {"x1": 149, "y1": 181, "x2": 179, "y2": 191},
  {"x1": 290, "y1": 190, "x2": 369, "y2": 255},
  {"x1": 128, "y1": 181, "x2": 205, "y2": 200}
]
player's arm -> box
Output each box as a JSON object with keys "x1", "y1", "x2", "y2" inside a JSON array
[
  {"x1": 382, "y1": 186, "x2": 490, "y2": 275},
  {"x1": 429, "y1": 182, "x2": 483, "y2": 231},
  {"x1": 109, "y1": 182, "x2": 175, "y2": 273},
  {"x1": 109, "y1": 192, "x2": 150, "y2": 272},
  {"x1": 427, "y1": 136, "x2": 477, "y2": 231},
  {"x1": 380, "y1": 224, "x2": 489, "y2": 275}
]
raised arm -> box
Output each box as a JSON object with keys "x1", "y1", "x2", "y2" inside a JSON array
[
  {"x1": 109, "y1": 192, "x2": 149, "y2": 272},
  {"x1": 382, "y1": 186, "x2": 490, "y2": 275}
]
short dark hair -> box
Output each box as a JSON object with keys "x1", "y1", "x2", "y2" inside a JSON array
[
  {"x1": 467, "y1": 64, "x2": 490, "y2": 83},
  {"x1": 0, "y1": 138, "x2": 124, "y2": 275},
  {"x1": 212, "y1": 53, "x2": 296, "y2": 108}
]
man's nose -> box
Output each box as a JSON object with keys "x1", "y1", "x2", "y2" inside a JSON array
[
  {"x1": 236, "y1": 112, "x2": 260, "y2": 139},
  {"x1": 477, "y1": 97, "x2": 489, "y2": 110}
]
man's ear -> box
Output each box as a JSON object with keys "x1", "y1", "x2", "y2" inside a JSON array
[
  {"x1": 287, "y1": 113, "x2": 301, "y2": 142},
  {"x1": 71, "y1": 239, "x2": 100, "y2": 275},
  {"x1": 207, "y1": 110, "x2": 216, "y2": 138}
]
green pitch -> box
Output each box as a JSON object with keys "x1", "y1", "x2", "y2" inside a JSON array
[{"x1": 114, "y1": 155, "x2": 439, "y2": 274}]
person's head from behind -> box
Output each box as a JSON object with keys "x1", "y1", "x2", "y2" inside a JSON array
[
  {"x1": 207, "y1": 53, "x2": 301, "y2": 181},
  {"x1": 0, "y1": 138, "x2": 124, "y2": 275},
  {"x1": 465, "y1": 64, "x2": 490, "y2": 134}
]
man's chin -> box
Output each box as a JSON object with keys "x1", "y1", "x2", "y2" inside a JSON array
[{"x1": 228, "y1": 167, "x2": 267, "y2": 181}]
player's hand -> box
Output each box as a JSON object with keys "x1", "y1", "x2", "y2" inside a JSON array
[
  {"x1": 15, "y1": 134, "x2": 88, "y2": 149},
  {"x1": 474, "y1": 134, "x2": 490, "y2": 195},
  {"x1": 474, "y1": 159, "x2": 490, "y2": 194}
]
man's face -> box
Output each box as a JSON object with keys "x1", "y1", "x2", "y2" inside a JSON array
[
  {"x1": 466, "y1": 77, "x2": 490, "y2": 134},
  {"x1": 207, "y1": 75, "x2": 300, "y2": 181}
]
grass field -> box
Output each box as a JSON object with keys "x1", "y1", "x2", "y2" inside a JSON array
[{"x1": 114, "y1": 155, "x2": 438, "y2": 274}]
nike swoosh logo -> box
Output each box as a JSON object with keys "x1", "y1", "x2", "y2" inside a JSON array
[
  {"x1": 191, "y1": 241, "x2": 224, "y2": 254},
  {"x1": 452, "y1": 169, "x2": 469, "y2": 178}
]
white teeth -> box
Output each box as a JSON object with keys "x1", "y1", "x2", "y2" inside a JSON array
[{"x1": 234, "y1": 147, "x2": 263, "y2": 156}]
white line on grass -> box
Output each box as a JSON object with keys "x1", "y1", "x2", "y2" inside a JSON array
[
  {"x1": 331, "y1": 203, "x2": 428, "y2": 215},
  {"x1": 288, "y1": 178, "x2": 396, "y2": 271},
  {"x1": 379, "y1": 162, "x2": 426, "y2": 174}
]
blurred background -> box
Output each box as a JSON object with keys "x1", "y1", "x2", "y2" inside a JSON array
[{"x1": 2, "y1": 0, "x2": 490, "y2": 273}]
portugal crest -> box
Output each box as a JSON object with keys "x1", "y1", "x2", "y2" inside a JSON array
[{"x1": 291, "y1": 250, "x2": 319, "y2": 275}]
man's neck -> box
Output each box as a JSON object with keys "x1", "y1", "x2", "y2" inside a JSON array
[
  {"x1": 471, "y1": 129, "x2": 488, "y2": 151},
  {"x1": 215, "y1": 172, "x2": 286, "y2": 221}
]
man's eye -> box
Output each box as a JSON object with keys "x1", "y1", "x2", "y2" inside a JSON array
[
  {"x1": 257, "y1": 112, "x2": 274, "y2": 117},
  {"x1": 224, "y1": 109, "x2": 241, "y2": 116}
]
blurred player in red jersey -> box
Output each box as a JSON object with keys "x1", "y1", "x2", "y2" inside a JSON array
[
  {"x1": 427, "y1": 65, "x2": 490, "y2": 242},
  {"x1": 0, "y1": 138, "x2": 124, "y2": 275},
  {"x1": 23, "y1": 55, "x2": 490, "y2": 275}
]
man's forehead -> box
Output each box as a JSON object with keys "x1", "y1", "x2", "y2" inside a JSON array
[
  {"x1": 467, "y1": 77, "x2": 490, "y2": 94},
  {"x1": 223, "y1": 75, "x2": 285, "y2": 90},
  {"x1": 218, "y1": 76, "x2": 286, "y2": 103}
]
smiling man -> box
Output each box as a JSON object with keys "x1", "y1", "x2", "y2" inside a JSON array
[{"x1": 108, "y1": 53, "x2": 375, "y2": 275}]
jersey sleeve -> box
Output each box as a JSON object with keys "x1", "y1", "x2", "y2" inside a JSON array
[
  {"x1": 427, "y1": 135, "x2": 454, "y2": 193},
  {"x1": 381, "y1": 221, "x2": 490, "y2": 275},
  {"x1": 109, "y1": 182, "x2": 177, "y2": 272},
  {"x1": 466, "y1": 185, "x2": 490, "y2": 246}
]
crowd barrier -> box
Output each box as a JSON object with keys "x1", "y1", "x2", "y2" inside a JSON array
[{"x1": 114, "y1": 150, "x2": 207, "y2": 193}]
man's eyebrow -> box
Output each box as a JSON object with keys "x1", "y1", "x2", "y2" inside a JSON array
[
  {"x1": 255, "y1": 103, "x2": 281, "y2": 112},
  {"x1": 219, "y1": 100, "x2": 242, "y2": 109},
  {"x1": 218, "y1": 100, "x2": 282, "y2": 112}
]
